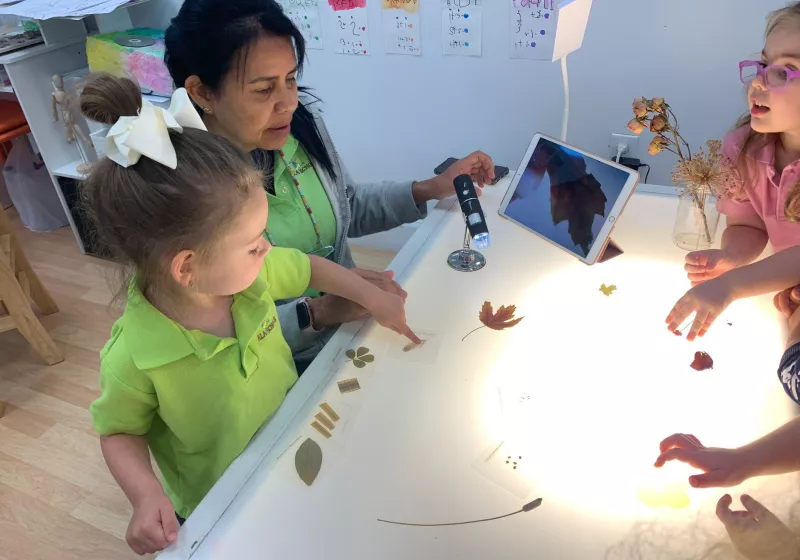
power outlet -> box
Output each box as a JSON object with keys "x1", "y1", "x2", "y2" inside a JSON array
[{"x1": 609, "y1": 133, "x2": 640, "y2": 162}]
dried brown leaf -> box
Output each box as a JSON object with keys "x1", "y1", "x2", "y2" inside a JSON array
[
  {"x1": 295, "y1": 438, "x2": 323, "y2": 486},
  {"x1": 479, "y1": 301, "x2": 524, "y2": 331}
]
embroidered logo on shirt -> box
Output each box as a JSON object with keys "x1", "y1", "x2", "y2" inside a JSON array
[
  {"x1": 294, "y1": 161, "x2": 312, "y2": 175},
  {"x1": 257, "y1": 316, "x2": 278, "y2": 342}
]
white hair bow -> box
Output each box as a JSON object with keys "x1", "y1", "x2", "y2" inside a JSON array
[{"x1": 105, "y1": 88, "x2": 207, "y2": 170}]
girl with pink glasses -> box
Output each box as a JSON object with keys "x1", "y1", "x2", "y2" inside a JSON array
[
  {"x1": 682, "y1": 2, "x2": 800, "y2": 288},
  {"x1": 666, "y1": 3, "x2": 800, "y2": 345}
]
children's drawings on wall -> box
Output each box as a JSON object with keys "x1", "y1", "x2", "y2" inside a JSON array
[
  {"x1": 510, "y1": 0, "x2": 557, "y2": 60},
  {"x1": 382, "y1": 0, "x2": 421, "y2": 55},
  {"x1": 329, "y1": 4, "x2": 371, "y2": 55},
  {"x1": 280, "y1": 0, "x2": 323, "y2": 50},
  {"x1": 441, "y1": 0, "x2": 482, "y2": 57},
  {"x1": 382, "y1": 0, "x2": 419, "y2": 13},
  {"x1": 328, "y1": 0, "x2": 366, "y2": 10}
]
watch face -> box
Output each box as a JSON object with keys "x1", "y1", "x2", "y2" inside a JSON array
[{"x1": 296, "y1": 301, "x2": 312, "y2": 330}]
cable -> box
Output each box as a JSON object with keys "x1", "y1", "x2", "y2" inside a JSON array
[
  {"x1": 560, "y1": 55, "x2": 569, "y2": 142},
  {"x1": 639, "y1": 163, "x2": 651, "y2": 183},
  {"x1": 377, "y1": 498, "x2": 543, "y2": 527},
  {"x1": 615, "y1": 143, "x2": 625, "y2": 164}
]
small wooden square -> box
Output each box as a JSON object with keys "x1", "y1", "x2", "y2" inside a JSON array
[
  {"x1": 337, "y1": 378, "x2": 361, "y2": 394},
  {"x1": 315, "y1": 412, "x2": 335, "y2": 430},
  {"x1": 320, "y1": 402, "x2": 340, "y2": 422},
  {"x1": 310, "y1": 421, "x2": 331, "y2": 439}
]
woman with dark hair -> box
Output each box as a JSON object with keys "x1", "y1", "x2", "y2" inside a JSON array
[{"x1": 165, "y1": 0, "x2": 495, "y2": 371}]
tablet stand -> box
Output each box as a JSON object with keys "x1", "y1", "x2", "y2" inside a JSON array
[
  {"x1": 447, "y1": 225, "x2": 486, "y2": 272},
  {"x1": 596, "y1": 238, "x2": 623, "y2": 264}
]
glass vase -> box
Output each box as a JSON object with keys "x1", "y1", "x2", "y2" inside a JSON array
[{"x1": 672, "y1": 187, "x2": 720, "y2": 251}]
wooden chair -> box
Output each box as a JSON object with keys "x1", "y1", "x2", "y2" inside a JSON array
[{"x1": 0, "y1": 204, "x2": 62, "y2": 365}]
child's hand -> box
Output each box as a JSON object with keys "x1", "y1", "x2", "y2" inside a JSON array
[
  {"x1": 654, "y1": 433, "x2": 752, "y2": 488},
  {"x1": 774, "y1": 285, "x2": 800, "y2": 318},
  {"x1": 665, "y1": 277, "x2": 734, "y2": 340},
  {"x1": 716, "y1": 494, "x2": 800, "y2": 560},
  {"x1": 685, "y1": 249, "x2": 738, "y2": 286},
  {"x1": 126, "y1": 490, "x2": 179, "y2": 555},
  {"x1": 366, "y1": 291, "x2": 421, "y2": 344}
]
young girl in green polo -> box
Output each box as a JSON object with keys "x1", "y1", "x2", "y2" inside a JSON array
[{"x1": 81, "y1": 74, "x2": 419, "y2": 556}]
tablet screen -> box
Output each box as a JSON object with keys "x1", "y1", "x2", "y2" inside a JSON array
[{"x1": 503, "y1": 137, "x2": 632, "y2": 258}]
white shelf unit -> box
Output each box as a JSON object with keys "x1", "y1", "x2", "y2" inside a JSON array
[
  {"x1": 52, "y1": 159, "x2": 87, "y2": 181},
  {"x1": 0, "y1": 0, "x2": 167, "y2": 253},
  {"x1": 1, "y1": 37, "x2": 90, "y2": 251}
]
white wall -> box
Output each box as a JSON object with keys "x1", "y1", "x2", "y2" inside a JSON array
[{"x1": 134, "y1": 0, "x2": 784, "y2": 187}]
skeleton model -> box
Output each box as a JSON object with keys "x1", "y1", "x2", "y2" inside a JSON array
[{"x1": 52, "y1": 74, "x2": 93, "y2": 174}]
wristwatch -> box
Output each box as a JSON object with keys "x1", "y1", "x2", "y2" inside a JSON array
[{"x1": 296, "y1": 298, "x2": 318, "y2": 332}]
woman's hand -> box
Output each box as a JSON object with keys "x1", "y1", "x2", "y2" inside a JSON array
[
  {"x1": 309, "y1": 270, "x2": 407, "y2": 328},
  {"x1": 654, "y1": 434, "x2": 753, "y2": 488},
  {"x1": 413, "y1": 151, "x2": 495, "y2": 203},
  {"x1": 717, "y1": 494, "x2": 800, "y2": 560},
  {"x1": 126, "y1": 488, "x2": 179, "y2": 555},
  {"x1": 685, "y1": 249, "x2": 739, "y2": 286},
  {"x1": 665, "y1": 277, "x2": 735, "y2": 340}
]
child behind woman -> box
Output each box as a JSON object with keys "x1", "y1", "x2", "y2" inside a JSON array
[
  {"x1": 82, "y1": 74, "x2": 418, "y2": 555},
  {"x1": 686, "y1": 2, "x2": 800, "y2": 285}
]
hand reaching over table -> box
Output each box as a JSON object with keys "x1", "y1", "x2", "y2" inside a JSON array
[
  {"x1": 653, "y1": 434, "x2": 752, "y2": 488},
  {"x1": 716, "y1": 494, "x2": 800, "y2": 560},
  {"x1": 412, "y1": 151, "x2": 495, "y2": 203},
  {"x1": 684, "y1": 249, "x2": 739, "y2": 286},
  {"x1": 666, "y1": 277, "x2": 735, "y2": 340}
]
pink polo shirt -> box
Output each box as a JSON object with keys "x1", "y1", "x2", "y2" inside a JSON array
[{"x1": 718, "y1": 126, "x2": 800, "y2": 252}]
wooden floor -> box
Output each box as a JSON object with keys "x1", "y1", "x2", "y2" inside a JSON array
[{"x1": 0, "y1": 208, "x2": 396, "y2": 560}]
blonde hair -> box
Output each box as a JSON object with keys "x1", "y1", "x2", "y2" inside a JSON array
[{"x1": 731, "y1": 2, "x2": 800, "y2": 221}]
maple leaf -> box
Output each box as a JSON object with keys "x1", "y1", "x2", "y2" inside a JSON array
[
  {"x1": 463, "y1": 301, "x2": 524, "y2": 341},
  {"x1": 690, "y1": 351, "x2": 714, "y2": 371},
  {"x1": 599, "y1": 284, "x2": 617, "y2": 296}
]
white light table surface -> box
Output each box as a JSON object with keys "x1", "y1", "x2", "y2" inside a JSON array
[{"x1": 163, "y1": 181, "x2": 800, "y2": 560}]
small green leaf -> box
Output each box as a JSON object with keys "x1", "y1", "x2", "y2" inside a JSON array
[
  {"x1": 295, "y1": 438, "x2": 323, "y2": 486},
  {"x1": 361, "y1": 354, "x2": 375, "y2": 363},
  {"x1": 354, "y1": 360, "x2": 366, "y2": 368},
  {"x1": 356, "y1": 347, "x2": 370, "y2": 358},
  {"x1": 346, "y1": 349, "x2": 356, "y2": 360}
]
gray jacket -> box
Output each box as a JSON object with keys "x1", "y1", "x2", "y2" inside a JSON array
[{"x1": 258, "y1": 103, "x2": 428, "y2": 370}]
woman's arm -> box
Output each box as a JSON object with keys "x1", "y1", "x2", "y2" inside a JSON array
[
  {"x1": 345, "y1": 151, "x2": 493, "y2": 238},
  {"x1": 311, "y1": 111, "x2": 492, "y2": 238},
  {"x1": 308, "y1": 255, "x2": 420, "y2": 342}
]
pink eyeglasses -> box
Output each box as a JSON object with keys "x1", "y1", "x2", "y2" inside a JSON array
[{"x1": 740, "y1": 60, "x2": 800, "y2": 91}]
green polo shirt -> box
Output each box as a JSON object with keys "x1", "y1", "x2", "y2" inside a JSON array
[
  {"x1": 267, "y1": 135, "x2": 336, "y2": 298},
  {"x1": 89, "y1": 248, "x2": 311, "y2": 519}
]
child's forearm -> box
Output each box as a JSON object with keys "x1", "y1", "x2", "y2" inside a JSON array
[
  {"x1": 720, "y1": 218, "x2": 768, "y2": 267},
  {"x1": 723, "y1": 246, "x2": 800, "y2": 300},
  {"x1": 100, "y1": 434, "x2": 164, "y2": 506},
  {"x1": 308, "y1": 255, "x2": 383, "y2": 309},
  {"x1": 739, "y1": 417, "x2": 800, "y2": 479}
]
